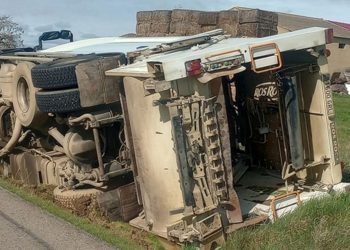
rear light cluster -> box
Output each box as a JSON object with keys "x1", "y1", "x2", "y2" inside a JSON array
[
  {"x1": 185, "y1": 59, "x2": 202, "y2": 76},
  {"x1": 185, "y1": 54, "x2": 244, "y2": 76}
]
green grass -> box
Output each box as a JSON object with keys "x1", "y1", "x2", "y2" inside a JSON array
[
  {"x1": 224, "y1": 94, "x2": 350, "y2": 249},
  {"x1": 333, "y1": 94, "x2": 350, "y2": 172},
  {"x1": 0, "y1": 178, "x2": 144, "y2": 250},
  {"x1": 224, "y1": 193, "x2": 350, "y2": 250}
]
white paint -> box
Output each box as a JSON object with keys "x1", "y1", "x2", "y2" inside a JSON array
[
  {"x1": 40, "y1": 37, "x2": 183, "y2": 54},
  {"x1": 345, "y1": 83, "x2": 350, "y2": 94}
]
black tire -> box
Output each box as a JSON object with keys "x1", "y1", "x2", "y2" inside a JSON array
[
  {"x1": 36, "y1": 88, "x2": 81, "y2": 113},
  {"x1": 31, "y1": 53, "x2": 125, "y2": 90},
  {"x1": 31, "y1": 55, "x2": 94, "y2": 90}
]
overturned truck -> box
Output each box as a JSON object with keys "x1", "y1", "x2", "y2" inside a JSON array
[
  {"x1": 106, "y1": 27, "x2": 346, "y2": 248},
  {"x1": 0, "y1": 27, "x2": 348, "y2": 248}
]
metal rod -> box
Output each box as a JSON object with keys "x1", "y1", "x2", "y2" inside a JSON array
[
  {"x1": 93, "y1": 127, "x2": 105, "y2": 178},
  {"x1": 48, "y1": 127, "x2": 65, "y2": 146},
  {"x1": 69, "y1": 113, "x2": 105, "y2": 179},
  {"x1": 0, "y1": 55, "x2": 54, "y2": 62}
]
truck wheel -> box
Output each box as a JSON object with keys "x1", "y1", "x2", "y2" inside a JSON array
[
  {"x1": 53, "y1": 187, "x2": 102, "y2": 215},
  {"x1": 31, "y1": 53, "x2": 125, "y2": 90},
  {"x1": 12, "y1": 62, "x2": 48, "y2": 127},
  {"x1": 35, "y1": 88, "x2": 81, "y2": 113},
  {"x1": 31, "y1": 57, "x2": 90, "y2": 90},
  {"x1": 32, "y1": 63, "x2": 78, "y2": 90}
]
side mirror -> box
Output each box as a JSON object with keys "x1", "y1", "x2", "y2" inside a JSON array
[
  {"x1": 60, "y1": 30, "x2": 73, "y2": 42},
  {"x1": 36, "y1": 30, "x2": 74, "y2": 51},
  {"x1": 40, "y1": 31, "x2": 61, "y2": 41}
]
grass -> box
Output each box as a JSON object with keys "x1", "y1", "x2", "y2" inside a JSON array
[
  {"x1": 333, "y1": 94, "x2": 350, "y2": 173},
  {"x1": 224, "y1": 193, "x2": 350, "y2": 250},
  {"x1": 224, "y1": 94, "x2": 350, "y2": 249}
]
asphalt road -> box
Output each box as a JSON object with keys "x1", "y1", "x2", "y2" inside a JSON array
[{"x1": 0, "y1": 186, "x2": 116, "y2": 250}]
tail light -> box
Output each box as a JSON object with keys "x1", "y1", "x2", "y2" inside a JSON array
[
  {"x1": 185, "y1": 59, "x2": 202, "y2": 76},
  {"x1": 325, "y1": 29, "x2": 334, "y2": 44}
]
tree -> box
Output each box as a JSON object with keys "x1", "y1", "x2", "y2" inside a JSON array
[{"x1": 0, "y1": 16, "x2": 24, "y2": 49}]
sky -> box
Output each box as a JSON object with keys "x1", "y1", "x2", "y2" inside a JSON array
[{"x1": 1, "y1": 0, "x2": 350, "y2": 47}]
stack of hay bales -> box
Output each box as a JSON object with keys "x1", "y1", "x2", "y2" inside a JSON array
[
  {"x1": 217, "y1": 10, "x2": 239, "y2": 36},
  {"x1": 236, "y1": 8, "x2": 278, "y2": 37},
  {"x1": 136, "y1": 10, "x2": 171, "y2": 37},
  {"x1": 169, "y1": 10, "x2": 202, "y2": 35},
  {"x1": 136, "y1": 8, "x2": 278, "y2": 38}
]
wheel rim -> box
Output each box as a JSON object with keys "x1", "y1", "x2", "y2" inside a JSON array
[{"x1": 17, "y1": 77, "x2": 30, "y2": 113}]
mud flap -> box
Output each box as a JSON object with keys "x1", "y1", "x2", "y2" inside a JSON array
[{"x1": 76, "y1": 56, "x2": 125, "y2": 107}]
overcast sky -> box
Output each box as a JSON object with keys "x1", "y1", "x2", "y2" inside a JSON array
[{"x1": 1, "y1": 0, "x2": 350, "y2": 47}]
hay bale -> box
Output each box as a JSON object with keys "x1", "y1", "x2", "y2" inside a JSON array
[
  {"x1": 169, "y1": 21, "x2": 202, "y2": 35},
  {"x1": 137, "y1": 11, "x2": 153, "y2": 22},
  {"x1": 218, "y1": 10, "x2": 239, "y2": 25},
  {"x1": 201, "y1": 25, "x2": 218, "y2": 33},
  {"x1": 135, "y1": 8, "x2": 278, "y2": 38},
  {"x1": 238, "y1": 23, "x2": 277, "y2": 37},
  {"x1": 136, "y1": 23, "x2": 152, "y2": 36},
  {"x1": 137, "y1": 22, "x2": 170, "y2": 36},
  {"x1": 137, "y1": 10, "x2": 172, "y2": 22},
  {"x1": 149, "y1": 32, "x2": 171, "y2": 37},
  {"x1": 198, "y1": 12, "x2": 218, "y2": 25},
  {"x1": 150, "y1": 22, "x2": 170, "y2": 34},
  {"x1": 217, "y1": 23, "x2": 238, "y2": 36},
  {"x1": 217, "y1": 11, "x2": 239, "y2": 36},
  {"x1": 171, "y1": 9, "x2": 201, "y2": 22},
  {"x1": 238, "y1": 9, "x2": 278, "y2": 25}
]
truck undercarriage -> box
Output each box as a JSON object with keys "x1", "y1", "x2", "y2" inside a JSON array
[{"x1": 0, "y1": 52, "x2": 136, "y2": 199}]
